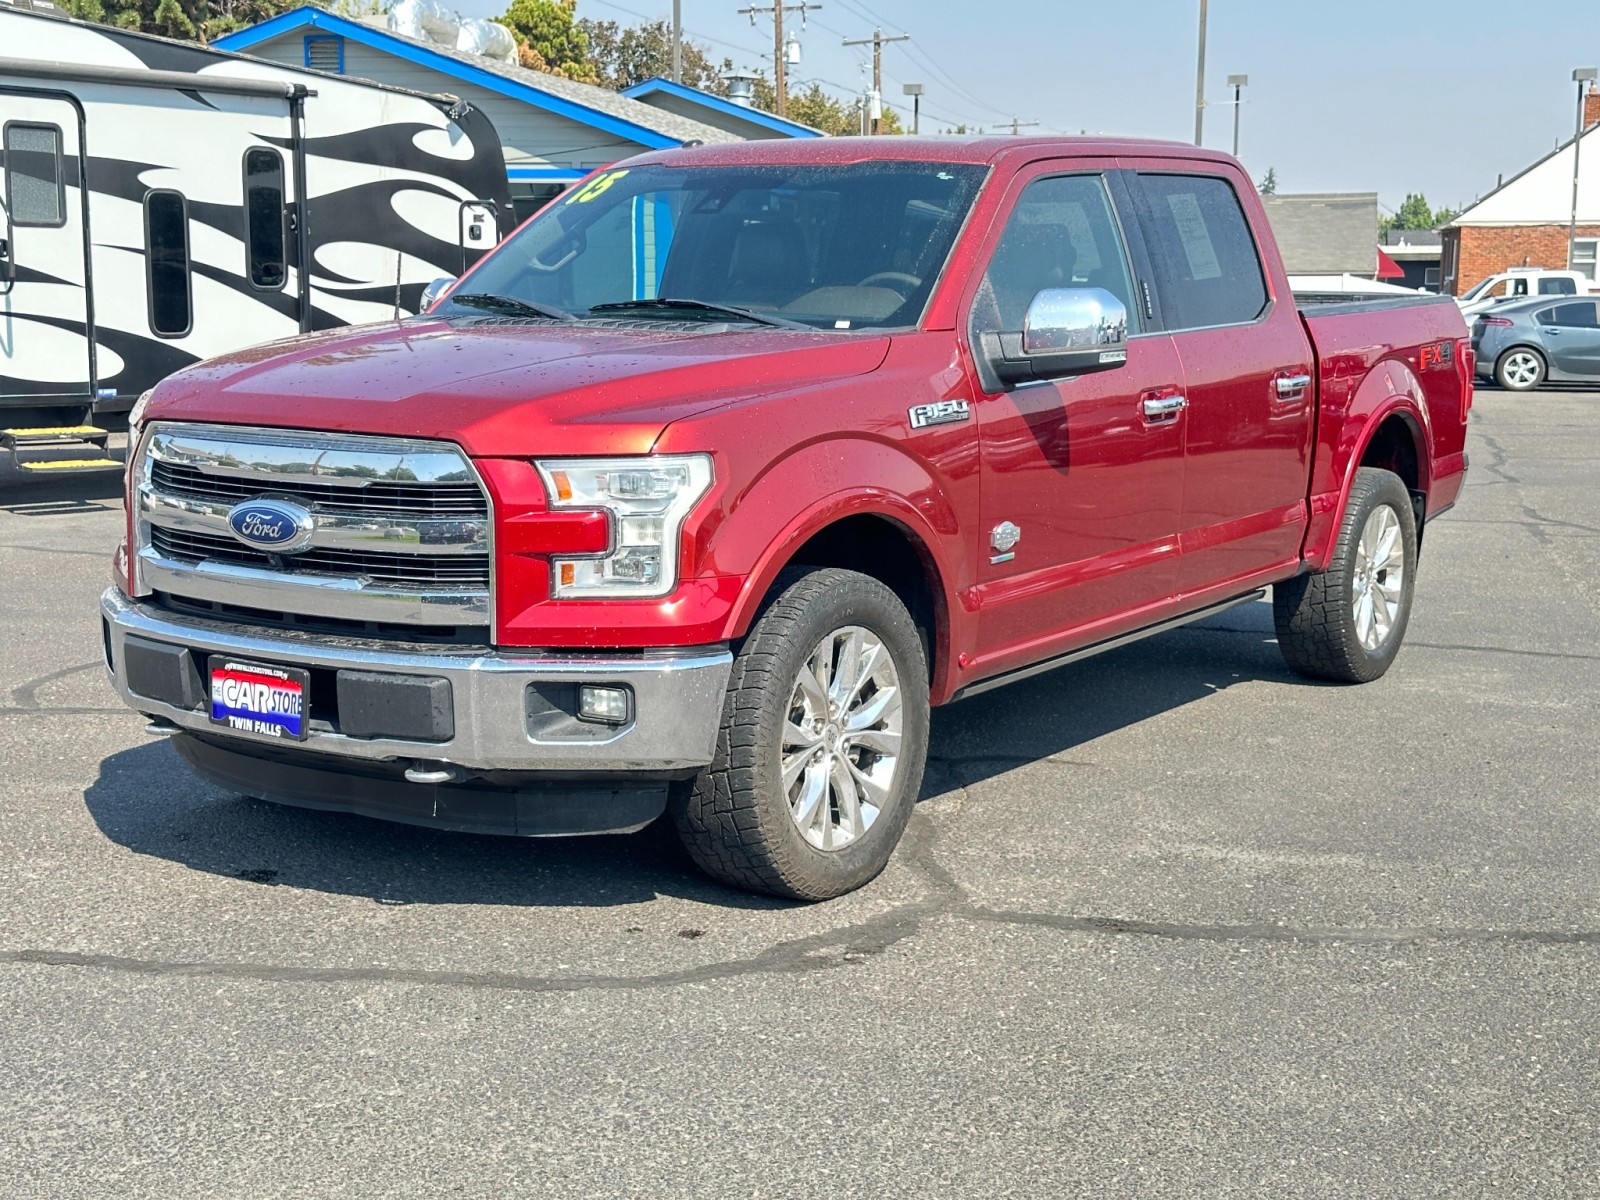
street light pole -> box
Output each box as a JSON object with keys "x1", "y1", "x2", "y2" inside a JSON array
[
  {"x1": 903, "y1": 82, "x2": 923, "y2": 135},
  {"x1": 1227, "y1": 74, "x2": 1248, "y2": 158},
  {"x1": 1569, "y1": 67, "x2": 1597, "y2": 270},
  {"x1": 1194, "y1": 0, "x2": 1208, "y2": 145}
]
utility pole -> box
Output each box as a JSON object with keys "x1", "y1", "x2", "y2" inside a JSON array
[
  {"x1": 842, "y1": 27, "x2": 908, "y2": 133},
  {"x1": 1570, "y1": 67, "x2": 1597, "y2": 269},
  {"x1": 740, "y1": 1, "x2": 821, "y2": 118},
  {"x1": 1194, "y1": 0, "x2": 1208, "y2": 146},
  {"x1": 672, "y1": 0, "x2": 682, "y2": 84},
  {"x1": 998, "y1": 117, "x2": 1039, "y2": 136}
]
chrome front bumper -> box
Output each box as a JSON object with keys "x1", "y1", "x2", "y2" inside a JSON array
[{"x1": 101, "y1": 588, "x2": 733, "y2": 774}]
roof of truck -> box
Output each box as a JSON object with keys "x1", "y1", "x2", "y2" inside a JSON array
[{"x1": 629, "y1": 135, "x2": 1239, "y2": 169}]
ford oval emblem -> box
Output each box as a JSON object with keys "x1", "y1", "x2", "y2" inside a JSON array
[{"x1": 226, "y1": 499, "x2": 314, "y2": 553}]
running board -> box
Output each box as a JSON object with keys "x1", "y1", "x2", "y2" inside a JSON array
[{"x1": 951, "y1": 589, "x2": 1268, "y2": 702}]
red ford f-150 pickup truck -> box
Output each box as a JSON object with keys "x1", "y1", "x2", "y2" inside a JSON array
[{"x1": 103, "y1": 138, "x2": 1471, "y2": 899}]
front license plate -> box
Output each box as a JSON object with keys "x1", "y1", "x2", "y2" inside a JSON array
[{"x1": 208, "y1": 657, "x2": 310, "y2": 741}]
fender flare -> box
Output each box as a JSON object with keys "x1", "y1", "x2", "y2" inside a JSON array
[
  {"x1": 710, "y1": 438, "x2": 966, "y2": 690},
  {"x1": 1305, "y1": 359, "x2": 1432, "y2": 572}
]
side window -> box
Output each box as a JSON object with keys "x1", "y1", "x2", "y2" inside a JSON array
[
  {"x1": 3, "y1": 123, "x2": 65, "y2": 227},
  {"x1": 243, "y1": 147, "x2": 286, "y2": 291},
  {"x1": 144, "y1": 189, "x2": 192, "y2": 337},
  {"x1": 974, "y1": 173, "x2": 1136, "y2": 333},
  {"x1": 1135, "y1": 173, "x2": 1267, "y2": 330},
  {"x1": 1543, "y1": 301, "x2": 1598, "y2": 328},
  {"x1": 1539, "y1": 276, "x2": 1577, "y2": 295},
  {"x1": 1507, "y1": 277, "x2": 1529, "y2": 297}
]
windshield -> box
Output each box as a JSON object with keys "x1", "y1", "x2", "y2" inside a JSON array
[
  {"x1": 440, "y1": 160, "x2": 989, "y2": 331},
  {"x1": 1461, "y1": 276, "x2": 1501, "y2": 301}
]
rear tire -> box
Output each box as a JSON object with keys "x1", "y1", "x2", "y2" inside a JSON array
[
  {"x1": 1495, "y1": 347, "x2": 1545, "y2": 391},
  {"x1": 1273, "y1": 467, "x2": 1418, "y2": 683},
  {"x1": 672, "y1": 567, "x2": 929, "y2": 901}
]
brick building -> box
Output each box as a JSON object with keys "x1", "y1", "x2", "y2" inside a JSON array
[{"x1": 1441, "y1": 87, "x2": 1600, "y2": 294}]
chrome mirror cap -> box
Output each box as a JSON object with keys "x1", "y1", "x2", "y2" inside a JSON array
[
  {"x1": 420, "y1": 276, "x2": 457, "y2": 312},
  {"x1": 1022, "y1": 287, "x2": 1129, "y2": 356}
]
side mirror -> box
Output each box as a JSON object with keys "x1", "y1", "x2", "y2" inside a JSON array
[
  {"x1": 977, "y1": 287, "x2": 1129, "y2": 387},
  {"x1": 420, "y1": 276, "x2": 457, "y2": 312}
]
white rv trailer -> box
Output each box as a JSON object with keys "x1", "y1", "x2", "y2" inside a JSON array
[{"x1": 0, "y1": 1, "x2": 512, "y2": 470}]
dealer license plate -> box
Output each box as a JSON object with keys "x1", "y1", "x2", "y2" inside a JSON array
[{"x1": 208, "y1": 657, "x2": 310, "y2": 741}]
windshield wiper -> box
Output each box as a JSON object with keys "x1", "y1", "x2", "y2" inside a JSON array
[
  {"x1": 448, "y1": 292, "x2": 574, "y2": 322},
  {"x1": 587, "y1": 297, "x2": 809, "y2": 330}
]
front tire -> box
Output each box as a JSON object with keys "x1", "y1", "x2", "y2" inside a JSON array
[
  {"x1": 1273, "y1": 467, "x2": 1418, "y2": 683},
  {"x1": 673, "y1": 567, "x2": 929, "y2": 901},
  {"x1": 1495, "y1": 347, "x2": 1545, "y2": 391}
]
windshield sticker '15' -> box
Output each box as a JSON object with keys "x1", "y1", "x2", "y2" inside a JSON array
[{"x1": 565, "y1": 169, "x2": 630, "y2": 205}]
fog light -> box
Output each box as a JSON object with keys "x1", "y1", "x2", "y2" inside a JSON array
[{"x1": 577, "y1": 684, "x2": 631, "y2": 725}]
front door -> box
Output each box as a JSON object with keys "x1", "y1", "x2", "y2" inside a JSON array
[
  {"x1": 1536, "y1": 298, "x2": 1600, "y2": 377},
  {"x1": 0, "y1": 91, "x2": 92, "y2": 408},
  {"x1": 965, "y1": 165, "x2": 1187, "y2": 678}
]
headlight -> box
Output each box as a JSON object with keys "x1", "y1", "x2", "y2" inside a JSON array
[
  {"x1": 534, "y1": 454, "x2": 713, "y2": 598},
  {"x1": 127, "y1": 389, "x2": 153, "y2": 444}
]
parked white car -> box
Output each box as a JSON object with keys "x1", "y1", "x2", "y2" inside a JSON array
[{"x1": 1457, "y1": 269, "x2": 1591, "y2": 318}]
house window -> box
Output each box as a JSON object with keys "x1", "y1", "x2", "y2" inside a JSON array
[
  {"x1": 3, "y1": 122, "x2": 65, "y2": 227},
  {"x1": 1424, "y1": 266, "x2": 1442, "y2": 286},
  {"x1": 304, "y1": 35, "x2": 344, "y2": 73},
  {"x1": 1573, "y1": 238, "x2": 1598, "y2": 282}
]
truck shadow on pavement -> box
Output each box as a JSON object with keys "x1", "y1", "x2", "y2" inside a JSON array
[{"x1": 81, "y1": 601, "x2": 1301, "y2": 910}]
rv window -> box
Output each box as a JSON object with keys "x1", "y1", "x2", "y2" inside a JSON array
[
  {"x1": 243, "y1": 148, "x2": 287, "y2": 290},
  {"x1": 145, "y1": 190, "x2": 192, "y2": 337},
  {"x1": 3, "y1": 123, "x2": 65, "y2": 227}
]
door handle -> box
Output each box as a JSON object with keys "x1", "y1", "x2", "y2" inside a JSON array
[
  {"x1": 1141, "y1": 393, "x2": 1187, "y2": 420},
  {"x1": 1274, "y1": 371, "x2": 1312, "y2": 399}
]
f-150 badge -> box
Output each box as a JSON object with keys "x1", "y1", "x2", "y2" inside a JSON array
[
  {"x1": 909, "y1": 399, "x2": 970, "y2": 429},
  {"x1": 990, "y1": 520, "x2": 1021, "y2": 564}
]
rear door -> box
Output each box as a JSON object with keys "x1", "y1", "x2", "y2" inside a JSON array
[
  {"x1": 1123, "y1": 165, "x2": 1316, "y2": 596},
  {"x1": 0, "y1": 91, "x2": 92, "y2": 408},
  {"x1": 1536, "y1": 299, "x2": 1600, "y2": 376}
]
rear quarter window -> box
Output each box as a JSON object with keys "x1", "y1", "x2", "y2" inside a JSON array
[{"x1": 1134, "y1": 173, "x2": 1267, "y2": 330}]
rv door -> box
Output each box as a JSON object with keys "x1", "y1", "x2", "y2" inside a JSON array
[{"x1": 0, "y1": 91, "x2": 92, "y2": 409}]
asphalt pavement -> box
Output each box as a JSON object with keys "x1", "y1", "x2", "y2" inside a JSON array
[{"x1": 1, "y1": 391, "x2": 1597, "y2": 1197}]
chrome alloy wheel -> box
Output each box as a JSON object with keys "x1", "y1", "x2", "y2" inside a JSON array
[
  {"x1": 780, "y1": 625, "x2": 904, "y2": 851},
  {"x1": 1502, "y1": 350, "x2": 1542, "y2": 388},
  {"x1": 1352, "y1": 504, "x2": 1406, "y2": 652}
]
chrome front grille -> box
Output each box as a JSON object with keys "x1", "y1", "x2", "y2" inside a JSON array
[
  {"x1": 148, "y1": 460, "x2": 487, "y2": 516},
  {"x1": 148, "y1": 526, "x2": 492, "y2": 588},
  {"x1": 134, "y1": 423, "x2": 493, "y2": 630}
]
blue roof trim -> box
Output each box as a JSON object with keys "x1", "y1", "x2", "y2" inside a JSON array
[
  {"x1": 507, "y1": 166, "x2": 585, "y2": 181},
  {"x1": 215, "y1": 8, "x2": 677, "y2": 150},
  {"x1": 621, "y1": 77, "x2": 822, "y2": 138}
]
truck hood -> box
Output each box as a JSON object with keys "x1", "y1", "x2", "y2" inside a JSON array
[{"x1": 147, "y1": 319, "x2": 891, "y2": 457}]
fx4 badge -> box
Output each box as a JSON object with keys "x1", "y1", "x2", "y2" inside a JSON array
[{"x1": 909, "y1": 399, "x2": 971, "y2": 429}]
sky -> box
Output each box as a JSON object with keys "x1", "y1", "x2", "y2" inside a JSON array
[{"x1": 449, "y1": 0, "x2": 1600, "y2": 217}]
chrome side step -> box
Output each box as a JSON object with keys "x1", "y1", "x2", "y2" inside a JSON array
[{"x1": 952, "y1": 589, "x2": 1267, "y2": 702}]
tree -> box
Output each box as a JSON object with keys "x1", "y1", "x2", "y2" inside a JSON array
[
  {"x1": 59, "y1": 0, "x2": 297, "y2": 41},
  {"x1": 579, "y1": 18, "x2": 727, "y2": 92},
  {"x1": 1257, "y1": 166, "x2": 1278, "y2": 195},
  {"x1": 498, "y1": 0, "x2": 597, "y2": 83},
  {"x1": 1379, "y1": 192, "x2": 1457, "y2": 236}
]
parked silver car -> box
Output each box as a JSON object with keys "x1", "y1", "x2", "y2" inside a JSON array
[{"x1": 1472, "y1": 295, "x2": 1600, "y2": 391}]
